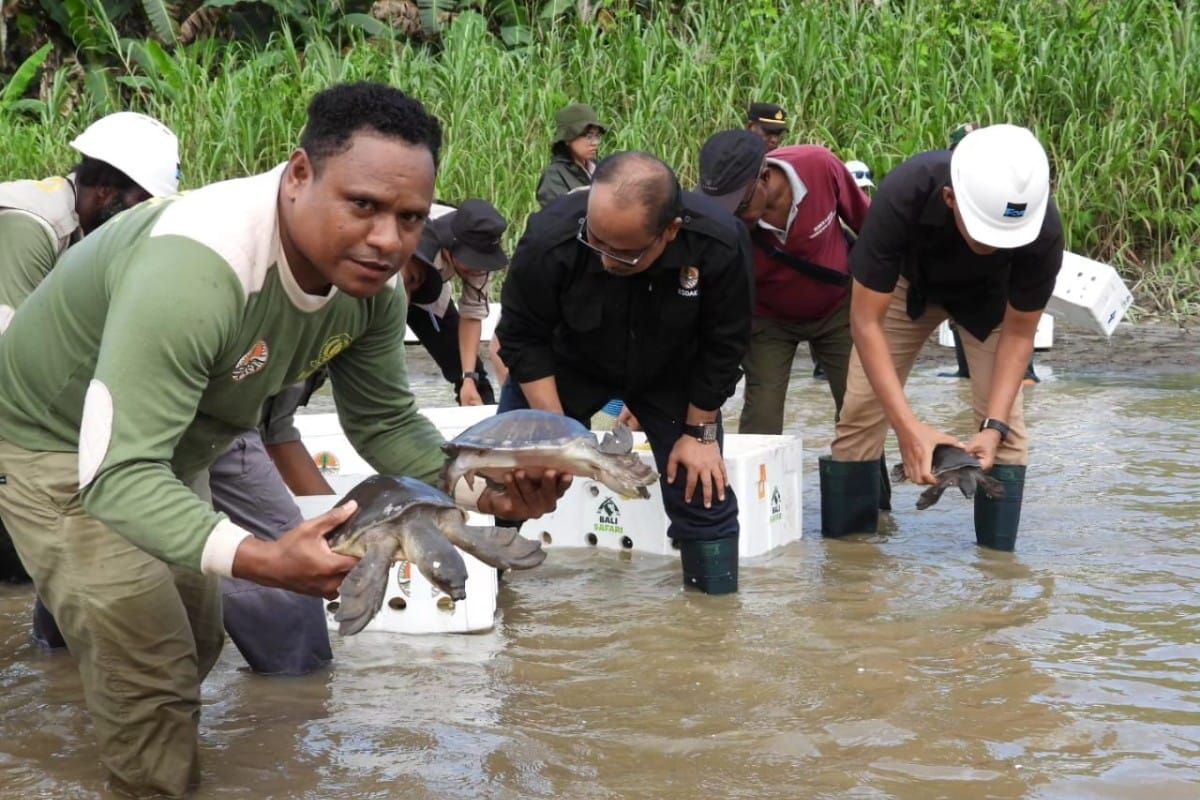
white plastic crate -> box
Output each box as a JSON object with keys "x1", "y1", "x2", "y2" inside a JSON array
[
  {"x1": 524, "y1": 432, "x2": 803, "y2": 558},
  {"x1": 293, "y1": 492, "x2": 498, "y2": 635},
  {"x1": 1046, "y1": 251, "x2": 1132, "y2": 337},
  {"x1": 936, "y1": 315, "x2": 1054, "y2": 349}
]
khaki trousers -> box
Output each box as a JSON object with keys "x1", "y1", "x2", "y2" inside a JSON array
[
  {"x1": 831, "y1": 279, "x2": 1029, "y2": 465},
  {"x1": 739, "y1": 298, "x2": 852, "y2": 434},
  {"x1": 0, "y1": 438, "x2": 224, "y2": 798}
]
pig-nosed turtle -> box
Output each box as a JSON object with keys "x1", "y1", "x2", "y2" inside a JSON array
[
  {"x1": 890, "y1": 444, "x2": 1006, "y2": 510},
  {"x1": 440, "y1": 409, "x2": 659, "y2": 500},
  {"x1": 328, "y1": 475, "x2": 546, "y2": 635}
]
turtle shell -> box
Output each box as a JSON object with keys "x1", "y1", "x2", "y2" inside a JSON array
[
  {"x1": 327, "y1": 475, "x2": 459, "y2": 550},
  {"x1": 443, "y1": 409, "x2": 595, "y2": 454},
  {"x1": 930, "y1": 444, "x2": 983, "y2": 477}
]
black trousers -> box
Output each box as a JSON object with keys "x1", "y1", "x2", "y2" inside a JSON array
[
  {"x1": 497, "y1": 380, "x2": 739, "y2": 543},
  {"x1": 407, "y1": 300, "x2": 496, "y2": 404}
]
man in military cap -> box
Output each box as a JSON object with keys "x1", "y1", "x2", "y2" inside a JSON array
[{"x1": 745, "y1": 101, "x2": 789, "y2": 151}]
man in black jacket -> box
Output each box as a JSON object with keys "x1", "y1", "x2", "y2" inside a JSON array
[{"x1": 497, "y1": 151, "x2": 753, "y2": 594}]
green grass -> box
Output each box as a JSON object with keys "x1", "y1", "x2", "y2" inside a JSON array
[{"x1": 1, "y1": 0, "x2": 1196, "y2": 315}]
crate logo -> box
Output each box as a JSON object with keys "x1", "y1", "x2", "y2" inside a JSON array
[
  {"x1": 757, "y1": 464, "x2": 767, "y2": 500},
  {"x1": 770, "y1": 487, "x2": 783, "y2": 522},
  {"x1": 313, "y1": 451, "x2": 340, "y2": 474},
  {"x1": 595, "y1": 496, "x2": 623, "y2": 534}
]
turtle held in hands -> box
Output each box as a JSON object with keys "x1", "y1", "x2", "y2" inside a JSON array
[
  {"x1": 890, "y1": 444, "x2": 1006, "y2": 510},
  {"x1": 327, "y1": 475, "x2": 545, "y2": 635},
  {"x1": 440, "y1": 409, "x2": 659, "y2": 500}
]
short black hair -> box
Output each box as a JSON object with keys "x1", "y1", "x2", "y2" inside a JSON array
[
  {"x1": 592, "y1": 151, "x2": 682, "y2": 235},
  {"x1": 300, "y1": 82, "x2": 443, "y2": 172},
  {"x1": 73, "y1": 156, "x2": 140, "y2": 192}
]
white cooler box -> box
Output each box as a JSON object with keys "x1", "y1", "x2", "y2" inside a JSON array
[
  {"x1": 1046, "y1": 251, "x2": 1133, "y2": 337},
  {"x1": 524, "y1": 433, "x2": 803, "y2": 559},
  {"x1": 294, "y1": 491, "x2": 498, "y2": 635},
  {"x1": 937, "y1": 315, "x2": 1054, "y2": 349}
]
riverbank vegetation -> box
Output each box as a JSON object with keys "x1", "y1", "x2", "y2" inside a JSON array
[{"x1": 1, "y1": 0, "x2": 1196, "y2": 314}]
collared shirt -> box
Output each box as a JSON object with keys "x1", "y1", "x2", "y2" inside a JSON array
[
  {"x1": 497, "y1": 190, "x2": 753, "y2": 418},
  {"x1": 0, "y1": 174, "x2": 82, "y2": 326},
  {"x1": 749, "y1": 145, "x2": 871, "y2": 322},
  {"x1": 851, "y1": 150, "x2": 1064, "y2": 341}
]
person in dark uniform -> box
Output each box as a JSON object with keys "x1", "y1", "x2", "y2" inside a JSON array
[
  {"x1": 745, "y1": 101, "x2": 789, "y2": 151},
  {"x1": 820, "y1": 124, "x2": 1064, "y2": 551},
  {"x1": 497, "y1": 151, "x2": 753, "y2": 594},
  {"x1": 402, "y1": 201, "x2": 506, "y2": 405}
]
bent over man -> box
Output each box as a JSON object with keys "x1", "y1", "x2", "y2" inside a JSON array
[
  {"x1": 0, "y1": 83, "x2": 563, "y2": 797},
  {"x1": 820, "y1": 124, "x2": 1064, "y2": 551},
  {"x1": 498, "y1": 152, "x2": 753, "y2": 594}
]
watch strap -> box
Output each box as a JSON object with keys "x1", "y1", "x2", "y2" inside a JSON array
[
  {"x1": 980, "y1": 418, "x2": 1011, "y2": 442},
  {"x1": 682, "y1": 422, "x2": 719, "y2": 444}
]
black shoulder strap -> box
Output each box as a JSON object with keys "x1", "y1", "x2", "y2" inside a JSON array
[{"x1": 754, "y1": 233, "x2": 850, "y2": 288}]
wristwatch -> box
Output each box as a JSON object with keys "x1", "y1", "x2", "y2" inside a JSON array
[
  {"x1": 979, "y1": 418, "x2": 1011, "y2": 442},
  {"x1": 682, "y1": 422, "x2": 719, "y2": 444},
  {"x1": 461, "y1": 371, "x2": 481, "y2": 383}
]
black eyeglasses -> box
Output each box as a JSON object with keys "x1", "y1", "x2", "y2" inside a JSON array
[{"x1": 576, "y1": 217, "x2": 664, "y2": 267}]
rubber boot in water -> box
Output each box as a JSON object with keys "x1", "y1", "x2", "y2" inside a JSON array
[
  {"x1": 938, "y1": 327, "x2": 971, "y2": 379},
  {"x1": 819, "y1": 456, "x2": 881, "y2": 538},
  {"x1": 32, "y1": 596, "x2": 67, "y2": 650},
  {"x1": 680, "y1": 536, "x2": 738, "y2": 595},
  {"x1": 877, "y1": 455, "x2": 892, "y2": 512},
  {"x1": 974, "y1": 464, "x2": 1026, "y2": 551}
]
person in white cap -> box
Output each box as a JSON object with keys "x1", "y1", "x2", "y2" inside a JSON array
[
  {"x1": 0, "y1": 112, "x2": 179, "y2": 609},
  {"x1": 844, "y1": 159, "x2": 875, "y2": 191},
  {"x1": 0, "y1": 111, "x2": 180, "y2": 325},
  {"x1": 820, "y1": 124, "x2": 1064, "y2": 553}
]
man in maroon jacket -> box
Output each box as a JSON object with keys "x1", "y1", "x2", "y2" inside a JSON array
[{"x1": 698, "y1": 130, "x2": 871, "y2": 433}]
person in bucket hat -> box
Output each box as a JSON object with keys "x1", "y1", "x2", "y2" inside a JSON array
[{"x1": 535, "y1": 103, "x2": 609, "y2": 208}]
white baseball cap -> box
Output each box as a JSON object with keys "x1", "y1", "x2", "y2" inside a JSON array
[{"x1": 844, "y1": 159, "x2": 874, "y2": 189}]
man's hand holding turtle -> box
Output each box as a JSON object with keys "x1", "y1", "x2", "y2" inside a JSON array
[{"x1": 476, "y1": 469, "x2": 573, "y2": 520}]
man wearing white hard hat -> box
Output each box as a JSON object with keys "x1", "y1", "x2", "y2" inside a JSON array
[
  {"x1": 0, "y1": 111, "x2": 180, "y2": 326},
  {"x1": 0, "y1": 112, "x2": 179, "y2": 606},
  {"x1": 820, "y1": 124, "x2": 1064, "y2": 553}
]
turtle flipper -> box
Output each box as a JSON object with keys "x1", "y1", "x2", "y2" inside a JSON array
[
  {"x1": 597, "y1": 423, "x2": 633, "y2": 455},
  {"x1": 443, "y1": 522, "x2": 547, "y2": 570},
  {"x1": 915, "y1": 482, "x2": 949, "y2": 510},
  {"x1": 978, "y1": 474, "x2": 1007, "y2": 500},
  {"x1": 334, "y1": 537, "x2": 397, "y2": 636},
  {"x1": 400, "y1": 516, "x2": 469, "y2": 600}
]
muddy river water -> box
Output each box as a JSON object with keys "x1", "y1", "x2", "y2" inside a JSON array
[{"x1": 1, "y1": 324, "x2": 1198, "y2": 799}]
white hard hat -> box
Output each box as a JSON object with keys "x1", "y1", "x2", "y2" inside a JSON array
[
  {"x1": 70, "y1": 112, "x2": 180, "y2": 197},
  {"x1": 844, "y1": 159, "x2": 874, "y2": 189},
  {"x1": 949, "y1": 123, "x2": 1049, "y2": 249}
]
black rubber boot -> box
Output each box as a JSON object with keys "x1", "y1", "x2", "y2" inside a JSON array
[
  {"x1": 32, "y1": 596, "x2": 67, "y2": 650},
  {"x1": 680, "y1": 536, "x2": 738, "y2": 595},
  {"x1": 939, "y1": 327, "x2": 972, "y2": 379},
  {"x1": 1023, "y1": 358, "x2": 1040, "y2": 384},
  {"x1": 819, "y1": 456, "x2": 881, "y2": 538},
  {"x1": 974, "y1": 464, "x2": 1026, "y2": 551},
  {"x1": 878, "y1": 455, "x2": 892, "y2": 512}
]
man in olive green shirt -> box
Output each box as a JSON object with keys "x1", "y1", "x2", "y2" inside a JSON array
[
  {"x1": 0, "y1": 83, "x2": 565, "y2": 798},
  {"x1": 0, "y1": 111, "x2": 180, "y2": 329}
]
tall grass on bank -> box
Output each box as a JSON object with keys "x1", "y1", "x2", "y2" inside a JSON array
[{"x1": 0, "y1": 0, "x2": 1196, "y2": 315}]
